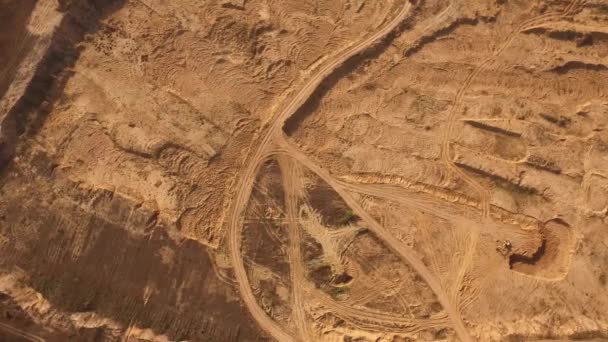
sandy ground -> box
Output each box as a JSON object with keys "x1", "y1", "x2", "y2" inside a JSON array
[{"x1": 0, "y1": 0, "x2": 607, "y2": 341}]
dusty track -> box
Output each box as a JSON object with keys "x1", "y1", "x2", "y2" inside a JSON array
[
  {"x1": 275, "y1": 138, "x2": 473, "y2": 342},
  {"x1": 278, "y1": 157, "x2": 311, "y2": 341},
  {"x1": 278, "y1": 157, "x2": 444, "y2": 336},
  {"x1": 1, "y1": 0, "x2": 604, "y2": 340},
  {"x1": 226, "y1": 3, "x2": 414, "y2": 341},
  {"x1": 307, "y1": 287, "x2": 449, "y2": 333},
  {"x1": 439, "y1": 0, "x2": 584, "y2": 218},
  {"x1": 225, "y1": 1, "x2": 587, "y2": 340},
  {"x1": 0, "y1": 322, "x2": 45, "y2": 342}
]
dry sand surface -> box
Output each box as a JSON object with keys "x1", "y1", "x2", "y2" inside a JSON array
[{"x1": 0, "y1": 0, "x2": 607, "y2": 341}]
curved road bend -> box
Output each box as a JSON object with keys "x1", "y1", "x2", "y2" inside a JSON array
[
  {"x1": 226, "y1": 2, "x2": 413, "y2": 342},
  {"x1": 276, "y1": 139, "x2": 473, "y2": 342}
]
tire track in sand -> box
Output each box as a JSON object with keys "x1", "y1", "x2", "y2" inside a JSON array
[
  {"x1": 275, "y1": 138, "x2": 473, "y2": 342},
  {"x1": 226, "y1": 3, "x2": 414, "y2": 341},
  {"x1": 278, "y1": 157, "x2": 312, "y2": 341}
]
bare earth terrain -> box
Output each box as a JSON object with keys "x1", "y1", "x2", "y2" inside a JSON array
[{"x1": 0, "y1": 0, "x2": 607, "y2": 341}]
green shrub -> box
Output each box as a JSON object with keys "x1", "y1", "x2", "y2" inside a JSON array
[{"x1": 337, "y1": 209, "x2": 356, "y2": 225}]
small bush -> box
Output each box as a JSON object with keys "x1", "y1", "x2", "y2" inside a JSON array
[
  {"x1": 337, "y1": 209, "x2": 356, "y2": 225},
  {"x1": 329, "y1": 286, "x2": 350, "y2": 300}
]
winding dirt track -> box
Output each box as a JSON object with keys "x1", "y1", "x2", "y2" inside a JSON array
[
  {"x1": 278, "y1": 157, "x2": 311, "y2": 341},
  {"x1": 224, "y1": 1, "x2": 585, "y2": 340},
  {"x1": 226, "y1": 3, "x2": 413, "y2": 341},
  {"x1": 275, "y1": 139, "x2": 473, "y2": 342},
  {"x1": 0, "y1": 322, "x2": 45, "y2": 342},
  {"x1": 279, "y1": 157, "x2": 446, "y2": 335},
  {"x1": 305, "y1": 285, "x2": 449, "y2": 330}
]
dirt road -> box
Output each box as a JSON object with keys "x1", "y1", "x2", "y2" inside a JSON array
[
  {"x1": 278, "y1": 157, "x2": 311, "y2": 341},
  {"x1": 223, "y1": 0, "x2": 582, "y2": 340},
  {"x1": 226, "y1": 2, "x2": 414, "y2": 341},
  {"x1": 276, "y1": 139, "x2": 473, "y2": 342}
]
